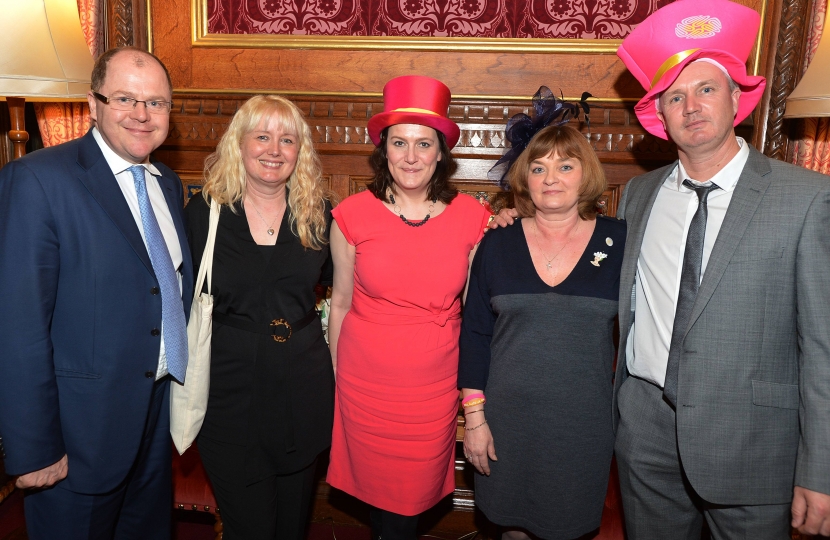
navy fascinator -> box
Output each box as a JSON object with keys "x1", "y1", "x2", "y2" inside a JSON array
[{"x1": 489, "y1": 86, "x2": 592, "y2": 188}]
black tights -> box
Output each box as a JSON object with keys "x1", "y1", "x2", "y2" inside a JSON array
[
  {"x1": 370, "y1": 507, "x2": 419, "y2": 540},
  {"x1": 198, "y1": 436, "x2": 318, "y2": 540}
]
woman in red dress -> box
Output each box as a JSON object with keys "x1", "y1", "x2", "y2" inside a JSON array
[{"x1": 327, "y1": 76, "x2": 492, "y2": 540}]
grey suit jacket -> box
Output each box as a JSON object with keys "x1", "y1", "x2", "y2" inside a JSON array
[{"x1": 613, "y1": 145, "x2": 830, "y2": 505}]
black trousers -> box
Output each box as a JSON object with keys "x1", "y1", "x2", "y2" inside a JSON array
[
  {"x1": 198, "y1": 436, "x2": 318, "y2": 540},
  {"x1": 370, "y1": 507, "x2": 419, "y2": 540}
]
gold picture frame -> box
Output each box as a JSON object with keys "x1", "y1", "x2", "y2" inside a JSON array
[
  {"x1": 190, "y1": 0, "x2": 768, "y2": 70},
  {"x1": 193, "y1": 0, "x2": 619, "y2": 53}
]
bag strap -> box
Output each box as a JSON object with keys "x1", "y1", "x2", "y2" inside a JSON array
[{"x1": 194, "y1": 197, "x2": 220, "y2": 296}]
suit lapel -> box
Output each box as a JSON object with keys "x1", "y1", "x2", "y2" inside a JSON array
[
  {"x1": 619, "y1": 165, "x2": 674, "y2": 325},
  {"x1": 76, "y1": 132, "x2": 155, "y2": 276},
  {"x1": 686, "y1": 147, "x2": 772, "y2": 331},
  {"x1": 614, "y1": 165, "x2": 673, "y2": 419}
]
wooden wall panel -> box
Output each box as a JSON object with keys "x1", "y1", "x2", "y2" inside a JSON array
[
  {"x1": 150, "y1": 0, "x2": 769, "y2": 102},
  {"x1": 150, "y1": 0, "x2": 643, "y2": 100},
  {"x1": 156, "y1": 94, "x2": 679, "y2": 219},
  {"x1": 183, "y1": 49, "x2": 644, "y2": 100},
  {"x1": 146, "y1": 0, "x2": 818, "y2": 165}
]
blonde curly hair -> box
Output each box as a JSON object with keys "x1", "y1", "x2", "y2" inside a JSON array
[{"x1": 201, "y1": 95, "x2": 330, "y2": 250}]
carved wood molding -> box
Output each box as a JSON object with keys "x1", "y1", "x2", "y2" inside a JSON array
[
  {"x1": 161, "y1": 94, "x2": 672, "y2": 220},
  {"x1": 107, "y1": 0, "x2": 134, "y2": 48},
  {"x1": 763, "y1": 0, "x2": 810, "y2": 160},
  {"x1": 164, "y1": 96, "x2": 678, "y2": 163},
  {"x1": 103, "y1": 0, "x2": 148, "y2": 51}
]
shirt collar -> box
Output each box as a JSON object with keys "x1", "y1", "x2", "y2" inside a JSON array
[
  {"x1": 671, "y1": 137, "x2": 749, "y2": 193},
  {"x1": 91, "y1": 127, "x2": 161, "y2": 177}
]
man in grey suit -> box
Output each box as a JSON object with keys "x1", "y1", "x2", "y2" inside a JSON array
[{"x1": 613, "y1": 0, "x2": 830, "y2": 537}]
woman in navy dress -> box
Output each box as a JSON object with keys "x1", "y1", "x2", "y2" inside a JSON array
[{"x1": 459, "y1": 124, "x2": 625, "y2": 540}]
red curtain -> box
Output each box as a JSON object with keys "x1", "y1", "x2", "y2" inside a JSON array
[
  {"x1": 34, "y1": 102, "x2": 92, "y2": 147},
  {"x1": 33, "y1": 0, "x2": 102, "y2": 148}
]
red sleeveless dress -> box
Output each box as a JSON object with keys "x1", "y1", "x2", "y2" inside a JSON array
[{"x1": 327, "y1": 190, "x2": 491, "y2": 515}]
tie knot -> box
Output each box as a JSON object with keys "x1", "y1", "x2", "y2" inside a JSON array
[
  {"x1": 682, "y1": 179, "x2": 719, "y2": 202},
  {"x1": 128, "y1": 165, "x2": 146, "y2": 184}
]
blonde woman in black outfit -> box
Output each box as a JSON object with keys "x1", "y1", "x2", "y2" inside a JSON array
[{"x1": 185, "y1": 95, "x2": 334, "y2": 540}]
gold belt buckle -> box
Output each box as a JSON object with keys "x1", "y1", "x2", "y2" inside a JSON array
[{"x1": 270, "y1": 318, "x2": 292, "y2": 342}]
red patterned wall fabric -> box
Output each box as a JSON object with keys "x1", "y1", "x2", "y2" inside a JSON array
[
  {"x1": 208, "y1": 0, "x2": 673, "y2": 39},
  {"x1": 791, "y1": 0, "x2": 829, "y2": 175}
]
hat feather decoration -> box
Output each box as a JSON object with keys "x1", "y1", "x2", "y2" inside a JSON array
[{"x1": 489, "y1": 86, "x2": 592, "y2": 188}]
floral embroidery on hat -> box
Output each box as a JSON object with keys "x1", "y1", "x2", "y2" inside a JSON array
[{"x1": 675, "y1": 16, "x2": 722, "y2": 39}]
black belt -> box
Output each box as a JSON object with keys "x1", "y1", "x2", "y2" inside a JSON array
[{"x1": 212, "y1": 310, "x2": 318, "y2": 343}]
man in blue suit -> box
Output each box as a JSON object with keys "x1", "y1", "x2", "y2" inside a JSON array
[{"x1": 0, "y1": 46, "x2": 192, "y2": 539}]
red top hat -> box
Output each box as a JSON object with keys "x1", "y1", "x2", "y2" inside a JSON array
[
  {"x1": 367, "y1": 75, "x2": 461, "y2": 148},
  {"x1": 617, "y1": 0, "x2": 766, "y2": 140}
]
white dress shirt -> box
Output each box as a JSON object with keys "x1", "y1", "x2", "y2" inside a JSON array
[
  {"x1": 626, "y1": 138, "x2": 750, "y2": 386},
  {"x1": 92, "y1": 127, "x2": 184, "y2": 379}
]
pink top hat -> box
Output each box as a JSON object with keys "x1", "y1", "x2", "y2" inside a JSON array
[
  {"x1": 617, "y1": 0, "x2": 766, "y2": 140},
  {"x1": 367, "y1": 75, "x2": 461, "y2": 148}
]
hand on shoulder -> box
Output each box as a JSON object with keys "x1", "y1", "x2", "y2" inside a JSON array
[{"x1": 487, "y1": 208, "x2": 520, "y2": 230}]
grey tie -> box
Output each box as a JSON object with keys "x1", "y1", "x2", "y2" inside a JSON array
[{"x1": 664, "y1": 179, "x2": 720, "y2": 408}]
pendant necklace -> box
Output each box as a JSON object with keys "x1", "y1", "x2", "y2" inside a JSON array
[
  {"x1": 388, "y1": 192, "x2": 437, "y2": 228},
  {"x1": 532, "y1": 220, "x2": 580, "y2": 278},
  {"x1": 248, "y1": 198, "x2": 282, "y2": 236}
]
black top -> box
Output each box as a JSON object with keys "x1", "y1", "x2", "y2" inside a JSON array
[
  {"x1": 185, "y1": 190, "x2": 334, "y2": 479},
  {"x1": 459, "y1": 215, "x2": 626, "y2": 391}
]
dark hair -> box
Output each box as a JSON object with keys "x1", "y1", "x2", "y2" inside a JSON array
[
  {"x1": 509, "y1": 124, "x2": 606, "y2": 220},
  {"x1": 91, "y1": 46, "x2": 173, "y2": 95},
  {"x1": 367, "y1": 127, "x2": 458, "y2": 204}
]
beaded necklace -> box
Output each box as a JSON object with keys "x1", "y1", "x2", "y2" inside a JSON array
[{"x1": 388, "y1": 192, "x2": 437, "y2": 228}]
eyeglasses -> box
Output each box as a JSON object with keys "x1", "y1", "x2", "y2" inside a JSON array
[{"x1": 92, "y1": 91, "x2": 173, "y2": 114}]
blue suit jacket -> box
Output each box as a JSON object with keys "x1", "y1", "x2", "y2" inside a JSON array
[{"x1": 0, "y1": 131, "x2": 193, "y2": 494}]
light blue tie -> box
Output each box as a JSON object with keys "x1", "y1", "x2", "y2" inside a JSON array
[{"x1": 129, "y1": 165, "x2": 188, "y2": 382}]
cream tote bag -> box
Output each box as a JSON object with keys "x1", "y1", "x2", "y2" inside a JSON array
[{"x1": 171, "y1": 197, "x2": 219, "y2": 455}]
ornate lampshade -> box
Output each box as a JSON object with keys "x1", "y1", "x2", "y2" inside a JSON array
[
  {"x1": 785, "y1": 8, "x2": 830, "y2": 117},
  {"x1": 0, "y1": 0, "x2": 94, "y2": 158}
]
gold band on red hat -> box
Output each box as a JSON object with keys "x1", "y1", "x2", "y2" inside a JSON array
[
  {"x1": 651, "y1": 48, "x2": 700, "y2": 89},
  {"x1": 390, "y1": 107, "x2": 441, "y2": 116}
]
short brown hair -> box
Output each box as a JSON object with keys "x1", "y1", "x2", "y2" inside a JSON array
[
  {"x1": 508, "y1": 124, "x2": 606, "y2": 220},
  {"x1": 91, "y1": 46, "x2": 173, "y2": 95}
]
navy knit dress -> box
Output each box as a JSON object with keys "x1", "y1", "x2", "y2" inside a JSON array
[{"x1": 459, "y1": 215, "x2": 625, "y2": 539}]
